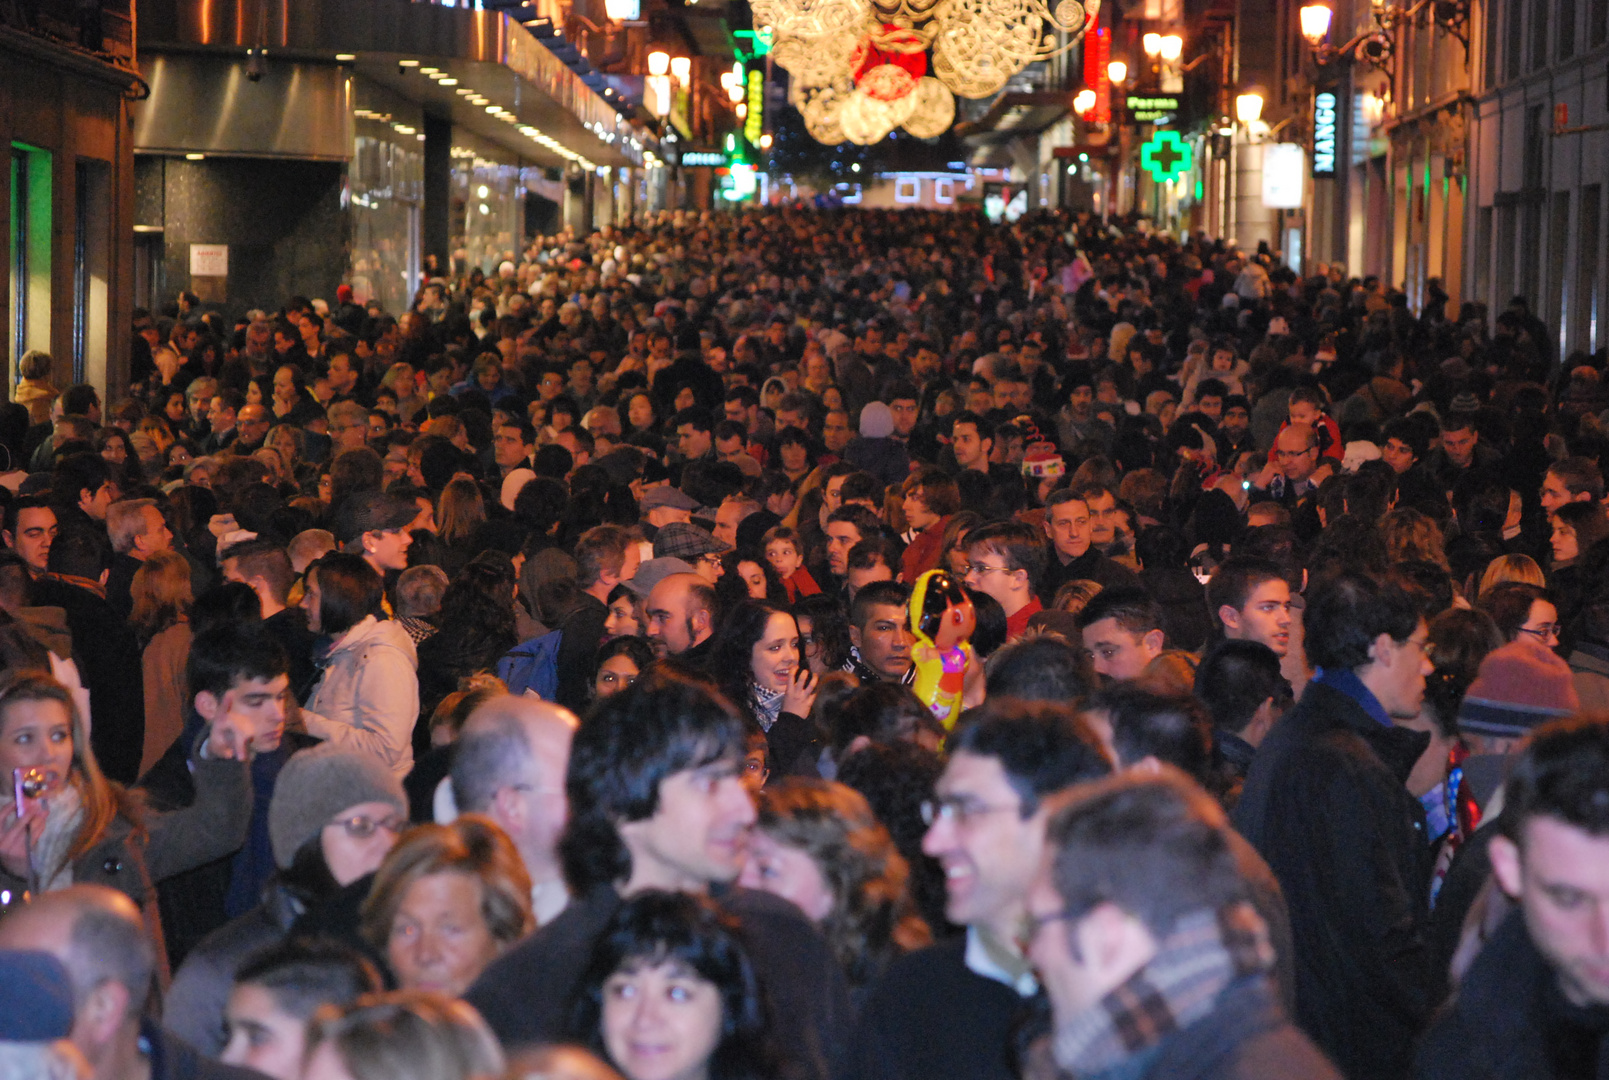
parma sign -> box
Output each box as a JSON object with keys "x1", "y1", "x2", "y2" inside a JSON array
[{"x1": 1125, "y1": 95, "x2": 1180, "y2": 124}]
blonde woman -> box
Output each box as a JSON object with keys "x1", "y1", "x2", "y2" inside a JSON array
[
  {"x1": 1477, "y1": 553, "x2": 1546, "y2": 599},
  {"x1": 360, "y1": 816, "x2": 533, "y2": 997}
]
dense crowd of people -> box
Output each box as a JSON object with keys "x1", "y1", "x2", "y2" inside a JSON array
[{"x1": 0, "y1": 204, "x2": 1608, "y2": 1080}]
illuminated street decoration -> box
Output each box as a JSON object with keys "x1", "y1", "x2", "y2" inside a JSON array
[{"x1": 756, "y1": 0, "x2": 1099, "y2": 144}]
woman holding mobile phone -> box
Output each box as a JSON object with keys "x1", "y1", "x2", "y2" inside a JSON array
[
  {"x1": 709, "y1": 600, "x2": 822, "y2": 780},
  {"x1": 0, "y1": 667, "x2": 250, "y2": 968}
]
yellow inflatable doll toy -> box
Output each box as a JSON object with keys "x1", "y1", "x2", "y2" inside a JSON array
[{"x1": 908, "y1": 568, "x2": 976, "y2": 731}]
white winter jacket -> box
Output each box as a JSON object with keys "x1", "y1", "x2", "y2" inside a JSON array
[{"x1": 302, "y1": 615, "x2": 418, "y2": 777}]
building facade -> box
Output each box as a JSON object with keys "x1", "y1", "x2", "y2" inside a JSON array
[{"x1": 2, "y1": 0, "x2": 142, "y2": 398}]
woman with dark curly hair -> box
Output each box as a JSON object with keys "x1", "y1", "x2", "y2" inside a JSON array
[
  {"x1": 739, "y1": 779, "x2": 930, "y2": 992},
  {"x1": 570, "y1": 890, "x2": 778, "y2": 1080},
  {"x1": 414, "y1": 556, "x2": 519, "y2": 742},
  {"x1": 708, "y1": 600, "x2": 818, "y2": 733}
]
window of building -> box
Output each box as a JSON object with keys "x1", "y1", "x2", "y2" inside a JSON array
[
  {"x1": 1476, "y1": 205, "x2": 1493, "y2": 305},
  {"x1": 935, "y1": 178, "x2": 954, "y2": 204},
  {"x1": 73, "y1": 159, "x2": 111, "y2": 388},
  {"x1": 1579, "y1": 186, "x2": 1602, "y2": 351},
  {"x1": 1530, "y1": 0, "x2": 1550, "y2": 69},
  {"x1": 1496, "y1": 204, "x2": 1518, "y2": 305},
  {"x1": 1505, "y1": 0, "x2": 1526, "y2": 77},
  {"x1": 1591, "y1": 0, "x2": 1607, "y2": 46},
  {"x1": 895, "y1": 177, "x2": 921, "y2": 203},
  {"x1": 1548, "y1": 190, "x2": 1570, "y2": 356},
  {"x1": 9, "y1": 144, "x2": 53, "y2": 379},
  {"x1": 1484, "y1": 0, "x2": 1502, "y2": 87},
  {"x1": 1558, "y1": 0, "x2": 1577, "y2": 57}
]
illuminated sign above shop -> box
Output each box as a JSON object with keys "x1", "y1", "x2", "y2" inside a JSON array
[
  {"x1": 1312, "y1": 91, "x2": 1338, "y2": 177},
  {"x1": 1125, "y1": 95, "x2": 1180, "y2": 123}
]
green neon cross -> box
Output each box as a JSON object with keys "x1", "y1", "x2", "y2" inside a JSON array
[{"x1": 1140, "y1": 131, "x2": 1193, "y2": 183}]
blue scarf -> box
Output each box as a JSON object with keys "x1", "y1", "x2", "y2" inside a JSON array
[{"x1": 1311, "y1": 666, "x2": 1394, "y2": 727}]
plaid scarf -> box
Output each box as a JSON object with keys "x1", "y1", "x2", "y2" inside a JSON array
[
  {"x1": 751, "y1": 683, "x2": 786, "y2": 731},
  {"x1": 1053, "y1": 903, "x2": 1276, "y2": 1077}
]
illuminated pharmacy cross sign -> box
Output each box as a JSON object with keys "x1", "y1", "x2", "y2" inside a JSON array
[{"x1": 1140, "y1": 131, "x2": 1193, "y2": 183}]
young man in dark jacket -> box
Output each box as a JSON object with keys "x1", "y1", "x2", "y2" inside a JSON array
[
  {"x1": 1026, "y1": 769, "x2": 1341, "y2": 1080},
  {"x1": 1415, "y1": 717, "x2": 1609, "y2": 1080},
  {"x1": 466, "y1": 671, "x2": 851, "y2": 1080},
  {"x1": 1232, "y1": 571, "x2": 1436, "y2": 1080}
]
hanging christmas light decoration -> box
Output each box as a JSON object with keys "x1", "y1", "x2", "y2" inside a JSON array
[{"x1": 755, "y1": 0, "x2": 1097, "y2": 143}]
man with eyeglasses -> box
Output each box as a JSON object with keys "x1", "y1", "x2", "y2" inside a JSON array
[
  {"x1": 963, "y1": 521, "x2": 1046, "y2": 642},
  {"x1": 651, "y1": 521, "x2": 729, "y2": 585},
  {"x1": 846, "y1": 699, "x2": 1111, "y2": 1080},
  {"x1": 1024, "y1": 770, "x2": 1337, "y2": 1080},
  {"x1": 1247, "y1": 424, "x2": 1326, "y2": 540},
  {"x1": 1232, "y1": 571, "x2": 1437, "y2": 1080},
  {"x1": 450, "y1": 694, "x2": 579, "y2": 927},
  {"x1": 325, "y1": 401, "x2": 370, "y2": 456},
  {"x1": 234, "y1": 403, "x2": 272, "y2": 455}
]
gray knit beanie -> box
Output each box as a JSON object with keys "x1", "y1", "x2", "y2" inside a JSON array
[{"x1": 268, "y1": 744, "x2": 408, "y2": 869}]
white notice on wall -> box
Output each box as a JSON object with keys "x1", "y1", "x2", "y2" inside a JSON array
[
  {"x1": 1262, "y1": 144, "x2": 1306, "y2": 209},
  {"x1": 190, "y1": 244, "x2": 229, "y2": 277}
]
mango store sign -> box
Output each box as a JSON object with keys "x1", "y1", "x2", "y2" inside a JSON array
[
  {"x1": 1312, "y1": 91, "x2": 1338, "y2": 177},
  {"x1": 1262, "y1": 143, "x2": 1305, "y2": 208}
]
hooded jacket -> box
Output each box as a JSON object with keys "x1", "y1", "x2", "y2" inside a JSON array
[{"x1": 302, "y1": 615, "x2": 419, "y2": 778}]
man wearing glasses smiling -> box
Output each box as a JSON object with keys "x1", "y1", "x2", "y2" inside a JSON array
[{"x1": 846, "y1": 700, "x2": 1110, "y2": 1080}]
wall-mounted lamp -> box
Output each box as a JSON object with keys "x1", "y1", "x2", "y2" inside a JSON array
[
  {"x1": 1235, "y1": 91, "x2": 1264, "y2": 124},
  {"x1": 670, "y1": 56, "x2": 691, "y2": 85},
  {"x1": 647, "y1": 50, "x2": 670, "y2": 76},
  {"x1": 1073, "y1": 88, "x2": 1097, "y2": 114},
  {"x1": 1106, "y1": 59, "x2": 1128, "y2": 84},
  {"x1": 1299, "y1": 0, "x2": 1467, "y2": 72}
]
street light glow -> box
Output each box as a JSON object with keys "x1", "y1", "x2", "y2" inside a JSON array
[
  {"x1": 1235, "y1": 91, "x2": 1265, "y2": 124},
  {"x1": 1300, "y1": 2, "x2": 1334, "y2": 44},
  {"x1": 1159, "y1": 34, "x2": 1183, "y2": 61},
  {"x1": 1107, "y1": 59, "x2": 1128, "y2": 84}
]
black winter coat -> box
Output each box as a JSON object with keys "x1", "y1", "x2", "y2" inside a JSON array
[
  {"x1": 33, "y1": 575, "x2": 146, "y2": 784},
  {"x1": 1415, "y1": 909, "x2": 1609, "y2": 1080},
  {"x1": 1232, "y1": 680, "x2": 1436, "y2": 1080},
  {"x1": 467, "y1": 883, "x2": 852, "y2": 1080}
]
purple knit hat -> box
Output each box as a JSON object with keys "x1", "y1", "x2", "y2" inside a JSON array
[{"x1": 1458, "y1": 638, "x2": 1580, "y2": 738}]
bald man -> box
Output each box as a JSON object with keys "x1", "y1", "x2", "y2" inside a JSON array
[
  {"x1": 0, "y1": 885, "x2": 260, "y2": 1080},
  {"x1": 644, "y1": 572, "x2": 718, "y2": 665},
  {"x1": 1250, "y1": 423, "x2": 1326, "y2": 538},
  {"x1": 450, "y1": 695, "x2": 579, "y2": 925}
]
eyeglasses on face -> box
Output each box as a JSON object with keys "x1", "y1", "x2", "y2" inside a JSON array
[
  {"x1": 330, "y1": 813, "x2": 405, "y2": 839},
  {"x1": 919, "y1": 797, "x2": 1020, "y2": 828}
]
